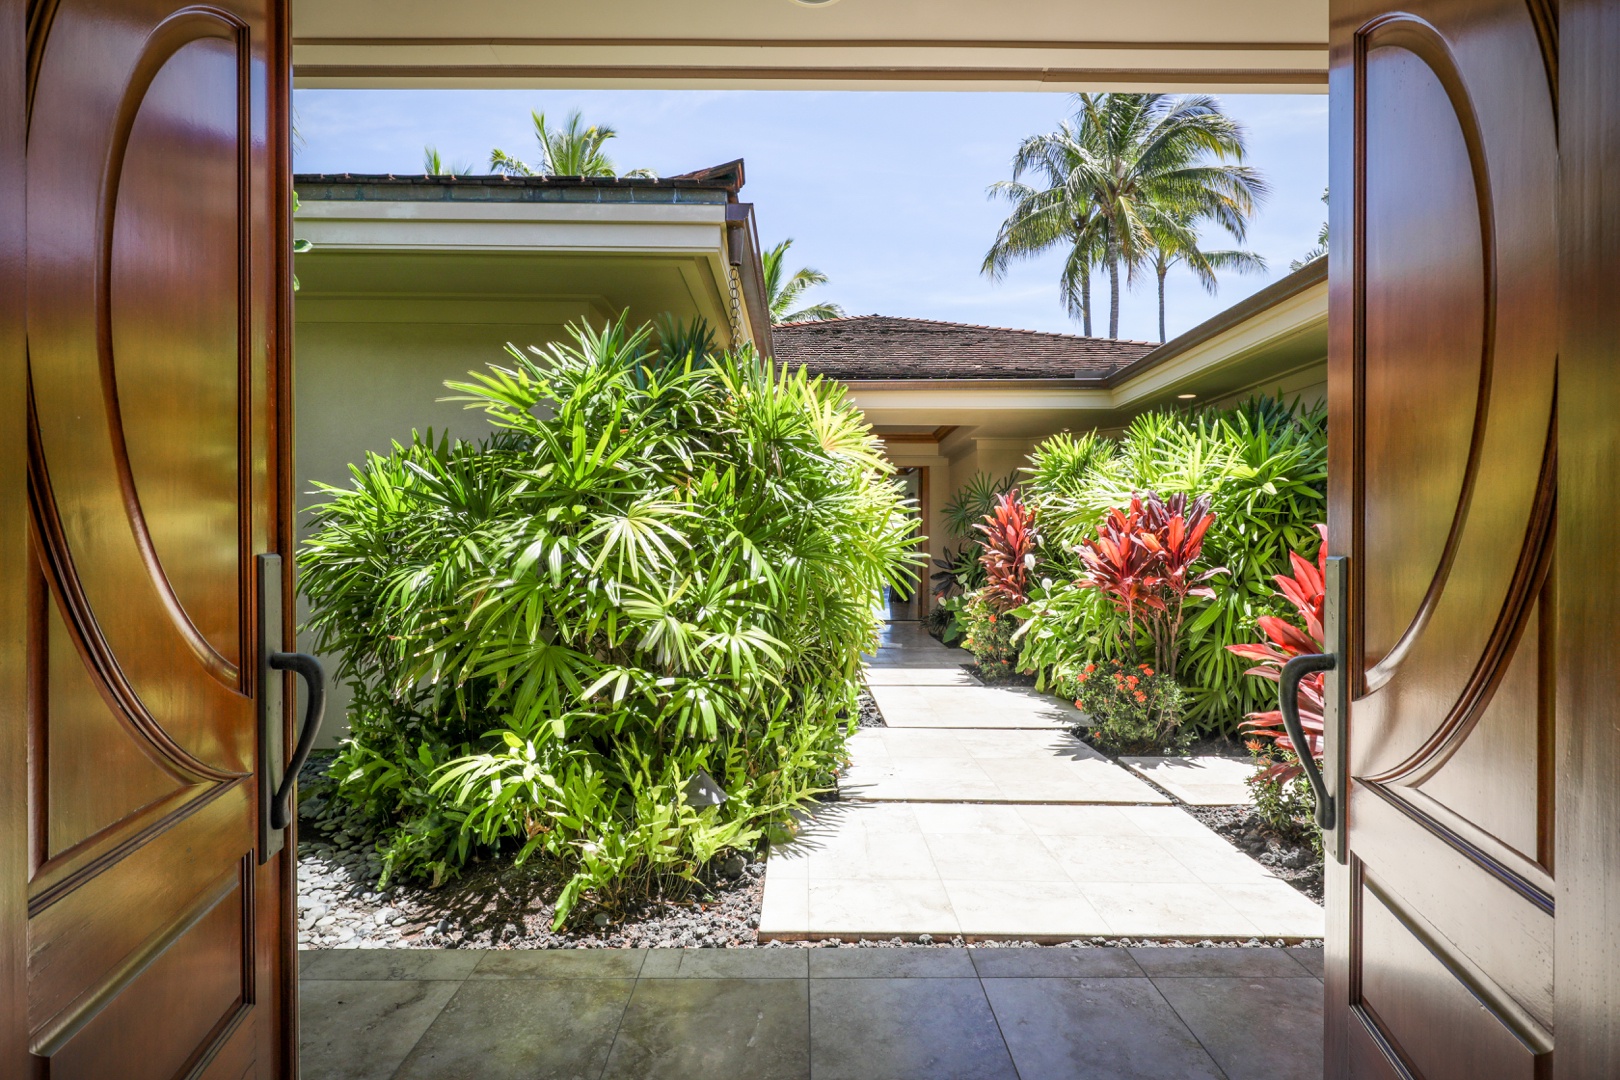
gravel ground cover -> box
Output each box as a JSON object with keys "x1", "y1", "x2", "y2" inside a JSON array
[{"x1": 296, "y1": 690, "x2": 1322, "y2": 950}]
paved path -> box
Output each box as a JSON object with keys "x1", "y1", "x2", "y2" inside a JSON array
[
  {"x1": 300, "y1": 945, "x2": 1325, "y2": 1080},
  {"x1": 759, "y1": 622, "x2": 1324, "y2": 942}
]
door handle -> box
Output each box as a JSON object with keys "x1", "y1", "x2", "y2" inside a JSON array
[
  {"x1": 1277, "y1": 554, "x2": 1349, "y2": 864},
  {"x1": 256, "y1": 553, "x2": 327, "y2": 862},
  {"x1": 1279, "y1": 651, "x2": 1336, "y2": 832},
  {"x1": 267, "y1": 651, "x2": 326, "y2": 830}
]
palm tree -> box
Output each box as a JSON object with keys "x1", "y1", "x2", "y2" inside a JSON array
[
  {"x1": 1291, "y1": 188, "x2": 1330, "y2": 270},
  {"x1": 489, "y1": 110, "x2": 655, "y2": 178},
  {"x1": 1146, "y1": 206, "x2": 1267, "y2": 342},
  {"x1": 422, "y1": 146, "x2": 473, "y2": 176},
  {"x1": 984, "y1": 94, "x2": 1268, "y2": 338},
  {"x1": 764, "y1": 239, "x2": 846, "y2": 323},
  {"x1": 983, "y1": 158, "x2": 1110, "y2": 335}
]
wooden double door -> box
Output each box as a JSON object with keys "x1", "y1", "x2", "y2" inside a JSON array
[
  {"x1": 2, "y1": 0, "x2": 297, "y2": 1076},
  {"x1": 1325, "y1": 0, "x2": 1619, "y2": 1076},
  {"x1": 3, "y1": 0, "x2": 1620, "y2": 1077}
]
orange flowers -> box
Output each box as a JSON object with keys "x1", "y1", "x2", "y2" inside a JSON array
[
  {"x1": 1125, "y1": 675, "x2": 1139, "y2": 688},
  {"x1": 1134, "y1": 690, "x2": 1147, "y2": 703}
]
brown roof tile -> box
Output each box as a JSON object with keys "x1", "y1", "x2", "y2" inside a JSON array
[{"x1": 772, "y1": 315, "x2": 1156, "y2": 381}]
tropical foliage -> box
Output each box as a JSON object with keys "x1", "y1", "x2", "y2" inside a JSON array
[
  {"x1": 1069, "y1": 660, "x2": 1189, "y2": 754},
  {"x1": 298, "y1": 318, "x2": 917, "y2": 922},
  {"x1": 955, "y1": 593, "x2": 1022, "y2": 681},
  {"x1": 489, "y1": 109, "x2": 655, "y2": 178},
  {"x1": 1016, "y1": 396, "x2": 1327, "y2": 734},
  {"x1": 976, "y1": 491, "x2": 1040, "y2": 613},
  {"x1": 423, "y1": 146, "x2": 474, "y2": 176},
  {"x1": 1229, "y1": 525, "x2": 1328, "y2": 783},
  {"x1": 983, "y1": 93, "x2": 1268, "y2": 338},
  {"x1": 1292, "y1": 189, "x2": 1330, "y2": 271},
  {"x1": 764, "y1": 238, "x2": 845, "y2": 323},
  {"x1": 1072, "y1": 491, "x2": 1224, "y2": 681}
]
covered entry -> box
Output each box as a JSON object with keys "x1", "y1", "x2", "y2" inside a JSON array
[{"x1": 3, "y1": 0, "x2": 1619, "y2": 1077}]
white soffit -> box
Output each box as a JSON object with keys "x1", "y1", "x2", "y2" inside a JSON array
[{"x1": 291, "y1": 0, "x2": 1327, "y2": 92}]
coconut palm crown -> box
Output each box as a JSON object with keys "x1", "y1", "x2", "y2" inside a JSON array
[
  {"x1": 765, "y1": 238, "x2": 846, "y2": 324},
  {"x1": 489, "y1": 109, "x2": 655, "y2": 179},
  {"x1": 984, "y1": 93, "x2": 1269, "y2": 339}
]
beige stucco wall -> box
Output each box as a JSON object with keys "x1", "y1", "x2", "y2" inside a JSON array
[{"x1": 294, "y1": 312, "x2": 580, "y2": 744}]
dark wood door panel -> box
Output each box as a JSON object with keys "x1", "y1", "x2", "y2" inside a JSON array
[
  {"x1": 44, "y1": 865, "x2": 249, "y2": 1080},
  {"x1": 1349, "y1": 788, "x2": 1553, "y2": 1034},
  {"x1": 1357, "y1": 877, "x2": 1546, "y2": 1080},
  {"x1": 27, "y1": 782, "x2": 251, "y2": 1048},
  {"x1": 19, "y1": 0, "x2": 290, "y2": 1075},
  {"x1": 27, "y1": 3, "x2": 258, "y2": 776},
  {"x1": 1329, "y1": 0, "x2": 1560, "y2": 1075}
]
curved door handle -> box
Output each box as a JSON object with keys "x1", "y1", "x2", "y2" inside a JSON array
[
  {"x1": 1279, "y1": 651, "x2": 1336, "y2": 832},
  {"x1": 267, "y1": 651, "x2": 326, "y2": 830}
]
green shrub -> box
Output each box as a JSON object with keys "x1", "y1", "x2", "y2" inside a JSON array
[
  {"x1": 955, "y1": 590, "x2": 1021, "y2": 679},
  {"x1": 1017, "y1": 397, "x2": 1326, "y2": 734},
  {"x1": 1070, "y1": 660, "x2": 1190, "y2": 754},
  {"x1": 299, "y1": 318, "x2": 918, "y2": 922}
]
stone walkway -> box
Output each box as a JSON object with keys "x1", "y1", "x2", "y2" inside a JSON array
[
  {"x1": 300, "y1": 944, "x2": 1325, "y2": 1080},
  {"x1": 759, "y1": 623, "x2": 1324, "y2": 942}
]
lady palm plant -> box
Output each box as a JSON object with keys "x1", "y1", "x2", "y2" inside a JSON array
[{"x1": 299, "y1": 317, "x2": 917, "y2": 921}]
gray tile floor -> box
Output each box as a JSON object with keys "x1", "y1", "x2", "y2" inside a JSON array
[{"x1": 300, "y1": 946, "x2": 1324, "y2": 1080}]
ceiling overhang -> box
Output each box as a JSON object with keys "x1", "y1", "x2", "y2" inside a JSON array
[{"x1": 291, "y1": 1, "x2": 1327, "y2": 91}]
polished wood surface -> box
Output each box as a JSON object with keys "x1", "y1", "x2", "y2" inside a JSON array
[
  {"x1": 13, "y1": 0, "x2": 293, "y2": 1075},
  {"x1": 1556, "y1": 1, "x2": 1620, "y2": 1075},
  {"x1": 1326, "y1": 0, "x2": 1560, "y2": 1075},
  {"x1": 1, "y1": 0, "x2": 32, "y2": 1071}
]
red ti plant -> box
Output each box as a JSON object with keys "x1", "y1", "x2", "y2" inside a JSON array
[
  {"x1": 975, "y1": 491, "x2": 1038, "y2": 612},
  {"x1": 1075, "y1": 492, "x2": 1223, "y2": 679},
  {"x1": 1226, "y1": 524, "x2": 1328, "y2": 783}
]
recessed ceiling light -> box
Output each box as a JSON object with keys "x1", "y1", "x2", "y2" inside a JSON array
[
  {"x1": 791, "y1": 0, "x2": 843, "y2": 6},
  {"x1": 1177, "y1": 393, "x2": 1197, "y2": 399}
]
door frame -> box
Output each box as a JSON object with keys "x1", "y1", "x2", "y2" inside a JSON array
[{"x1": 1, "y1": 0, "x2": 28, "y2": 1064}]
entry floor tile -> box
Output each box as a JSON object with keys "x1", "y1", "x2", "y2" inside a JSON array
[
  {"x1": 840, "y1": 728, "x2": 1169, "y2": 804},
  {"x1": 983, "y1": 976, "x2": 1226, "y2": 1080},
  {"x1": 866, "y1": 684, "x2": 1082, "y2": 728},
  {"x1": 395, "y1": 978, "x2": 634, "y2": 1080},
  {"x1": 1154, "y1": 975, "x2": 1326, "y2": 1079},
  {"x1": 1120, "y1": 754, "x2": 1260, "y2": 805},
  {"x1": 809, "y1": 978, "x2": 1019, "y2": 1080},
  {"x1": 601, "y1": 977, "x2": 811, "y2": 1080},
  {"x1": 761, "y1": 801, "x2": 1323, "y2": 941},
  {"x1": 300, "y1": 979, "x2": 461, "y2": 1080},
  {"x1": 300, "y1": 946, "x2": 1323, "y2": 1080}
]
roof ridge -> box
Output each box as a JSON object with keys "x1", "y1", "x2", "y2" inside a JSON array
[{"x1": 772, "y1": 313, "x2": 1156, "y2": 346}]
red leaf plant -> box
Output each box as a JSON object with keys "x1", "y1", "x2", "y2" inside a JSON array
[
  {"x1": 975, "y1": 490, "x2": 1039, "y2": 613},
  {"x1": 1075, "y1": 492, "x2": 1224, "y2": 680},
  {"x1": 1227, "y1": 524, "x2": 1328, "y2": 784}
]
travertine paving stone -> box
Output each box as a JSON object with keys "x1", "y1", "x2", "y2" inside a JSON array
[
  {"x1": 840, "y1": 728, "x2": 1168, "y2": 804},
  {"x1": 863, "y1": 665, "x2": 982, "y2": 686},
  {"x1": 866, "y1": 683, "x2": 1082, "y2": 729},
  {"x1": 759, "y1": 802, "x2": 1323, "y2": 940},
  {"x1": 756, "y1": 621, "x2": 1325, "y2": 942},
  {"x1": 1120, "y1": 754, "x2": 1260, "y2": 805}
]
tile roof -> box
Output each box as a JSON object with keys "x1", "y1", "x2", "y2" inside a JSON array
[{"x1": 771, "y1": 315, "x2": 1157, "y2": 381}]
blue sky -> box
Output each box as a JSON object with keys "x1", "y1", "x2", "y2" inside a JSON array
[{"x1": 293, "y1": 89, "x2": 1327, "y2": 344}]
